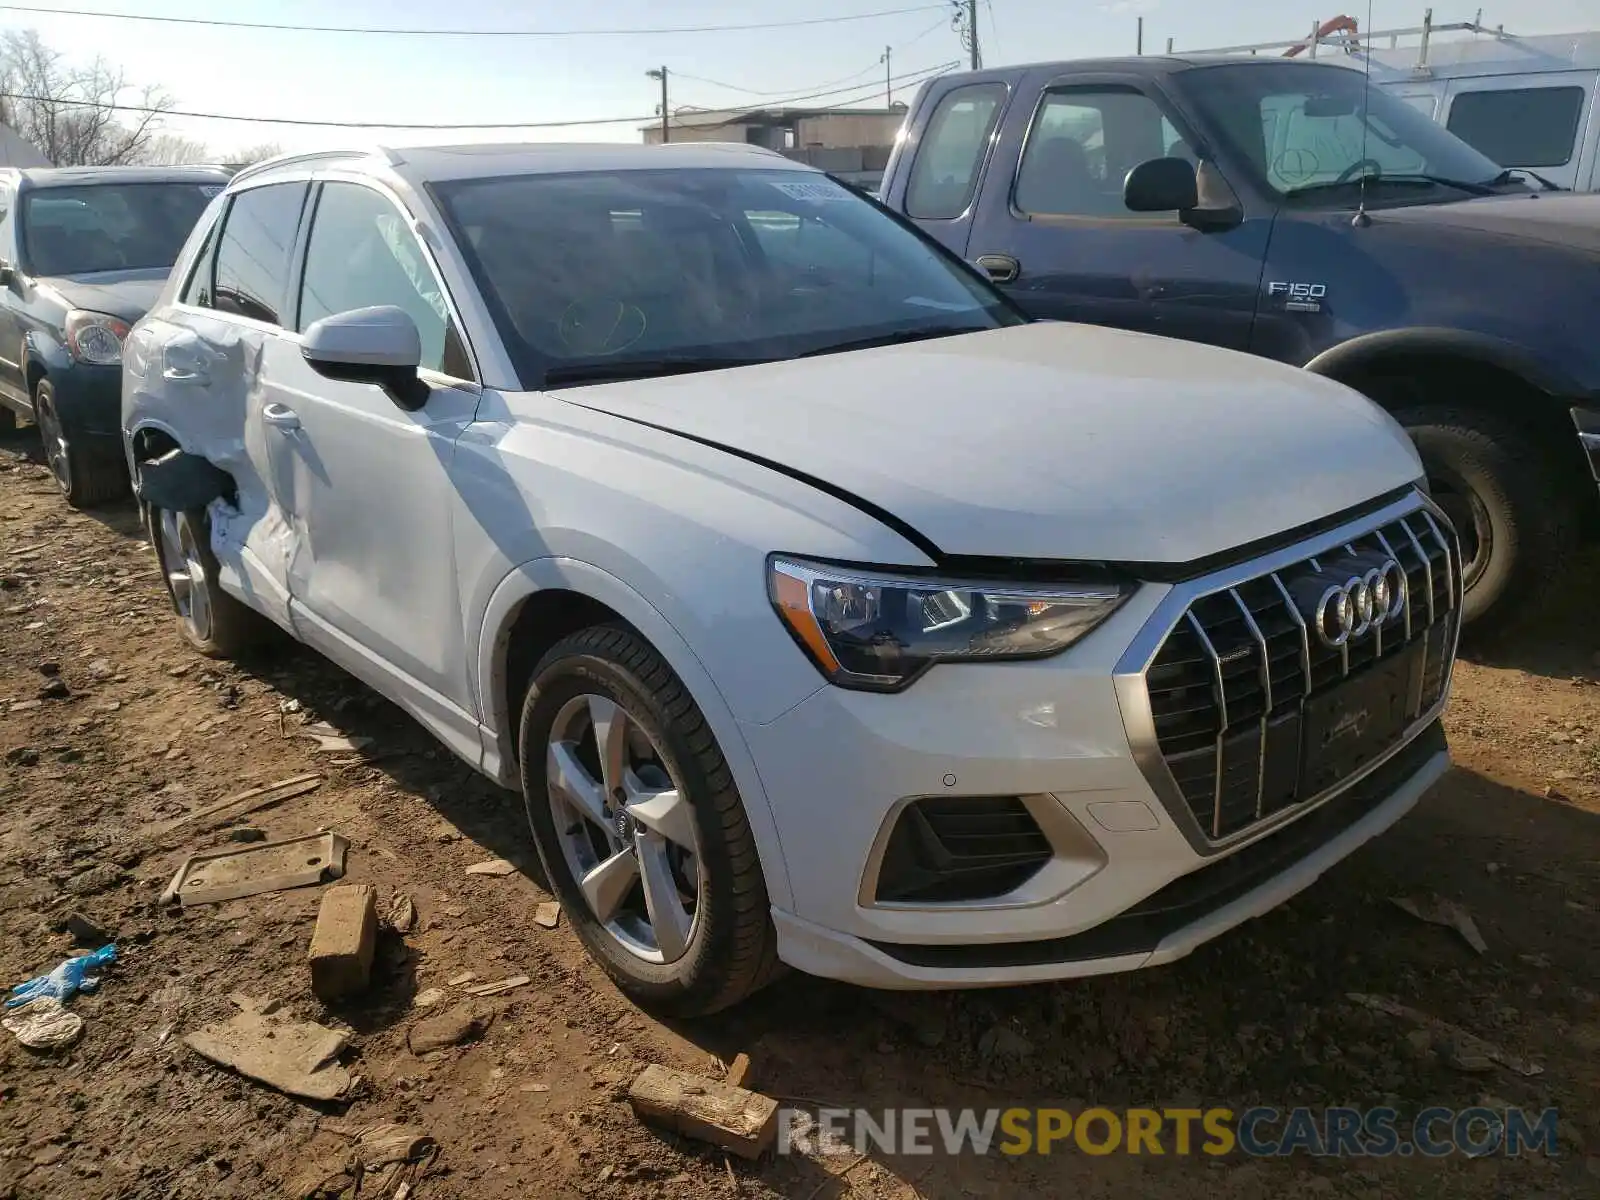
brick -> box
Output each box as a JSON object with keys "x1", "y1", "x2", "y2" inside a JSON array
[{"x1": 308, "y1": 884, "x2": 377, "y2": 999}]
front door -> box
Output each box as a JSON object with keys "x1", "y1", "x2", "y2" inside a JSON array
[
  {"x1": 264, "y1": 178, "x2": 481, "y2": 737},
  {"x1": 968, "y1": 76, "x2": 1270, "y2": 351}
]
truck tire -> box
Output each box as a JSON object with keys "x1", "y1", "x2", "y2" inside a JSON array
[
  {"x1": 147, "y1": 505, "x2": 266, "y2": 658},
  {"x1": 1396, "y1": 405, "x2": 1572, "y2": 634},
  {"x1": 35, "y1": 378, "x2": 127, "y2": 508}
]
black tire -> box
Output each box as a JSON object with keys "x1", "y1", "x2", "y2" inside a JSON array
[
  {"x1": 147, "y1": 504, "x2": 265, "y2": 658},
  {"x1": 517, "y1": 623, "x2": 779, "y2": 1016},
  {"x1": 1397, "y1": 405, "x2": 1573, "y2": 633},
  {"x1": 34, "y1": 378, "x2": 127, "y2": 508}
]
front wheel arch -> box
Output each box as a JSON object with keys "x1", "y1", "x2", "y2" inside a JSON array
[{"x1": 476, "y1": 557, "x2": 796, "y2": 914}]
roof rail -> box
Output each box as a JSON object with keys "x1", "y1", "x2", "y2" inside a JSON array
[
  {"x1": 1171, "y1": 8, "x2": 1510, "y2": 70},
  {"x1": 228, "y1": 146, "x2": 397, "y2": 186}
]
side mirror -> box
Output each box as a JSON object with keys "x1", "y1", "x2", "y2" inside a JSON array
[
  {"x1": 300, "y1": 305, "x2": 427, "y2": 410},
  {"x1": 1123, "y1": 157, "x2": 1200, "y2": 214}
]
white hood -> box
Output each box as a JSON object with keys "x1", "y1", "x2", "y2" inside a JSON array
[{"x1": 557, "y1": 322, "x2": 1423, "y2": 565}]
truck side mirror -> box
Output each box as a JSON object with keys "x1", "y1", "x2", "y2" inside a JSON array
[{"x1": 1123, "y1": 157, "x2": 1200, "y2": 214}]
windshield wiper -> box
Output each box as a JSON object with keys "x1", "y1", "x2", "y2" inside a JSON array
[
  {"x1": 796, "y1": 324, "x2": 990, "y2": 359},
  {"x1": 1287, "y1": 173, "x2": 1500, "y2": 198},
  {"x1": 542, "y1": 356, "x2": 773, "y2": 386},
  {"x1": 1489, "y1": 167, "x2": 1566, "y2": 192}
]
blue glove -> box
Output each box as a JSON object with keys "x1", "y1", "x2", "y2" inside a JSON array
[{"x1": 6, "y1": 945, "x2": 117, "y2": 1008}]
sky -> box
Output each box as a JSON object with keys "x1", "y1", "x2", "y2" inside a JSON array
[{"x1": 2, "y1": 0, "x2": 1597, "y2": 156}]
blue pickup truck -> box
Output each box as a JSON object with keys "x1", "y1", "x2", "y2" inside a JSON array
[{"x1": 879, "y1": 55, "x2": 1600, "y2": 633}]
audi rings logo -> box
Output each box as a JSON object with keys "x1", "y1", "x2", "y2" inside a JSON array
[{"x1": 1313, "y1": 560, "x2": 1408, "y2": 648}]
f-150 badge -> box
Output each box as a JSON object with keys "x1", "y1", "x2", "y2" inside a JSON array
[{"x1": 1267, "y1": 281, "x2": 1327, "y2": 313}]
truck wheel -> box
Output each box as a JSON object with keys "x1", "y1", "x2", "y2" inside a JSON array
[
  {"x1": 148, "y1": 505, "x2": 265, "y2": 657},
  {"x1": 1397, "y1": 405, "x2": 1572, "y2": 633},
  {"x1": 517, "y1": 623, "x2": 780, "y2": 1017},
  {"x1": 34, "y1": 379, "x2": 127, "y2": 508}
]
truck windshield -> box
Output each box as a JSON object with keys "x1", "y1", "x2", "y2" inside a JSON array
[
  {"x1": 22, "y1": 182, "x2": 220, "y2": 276},
  {"x1": 432, "y1": 168, "x2": 1023, "y2": 388},
  {"x1": 1174, "y1": 62, "x2": 1507, "y2": 203}
]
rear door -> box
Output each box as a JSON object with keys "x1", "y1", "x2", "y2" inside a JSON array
[
  {"x1": 966, "y1": 70, "x2": 1270, "y2": 351},
  {"x1": 265, "y1": 176, "x2": 481, "y2": 730},
  {"x1": 0, "y1": 182, "x2": 26, "y2": 411},
  {"x1": 889, "y1": 79, "x2": 1012, "y2": 258},
  {"x1": 1441, "y1": 73, "x2": 1595, "y2": 190},
  {"x1": 144, "y1": 179, "x2": 310, "y2": 630}
]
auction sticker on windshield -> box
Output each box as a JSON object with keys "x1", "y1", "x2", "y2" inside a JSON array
[{"x1": 768, "y1": 180, "x2": 851, "y2": 203}]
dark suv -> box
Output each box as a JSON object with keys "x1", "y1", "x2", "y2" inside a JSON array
[
  {"x1": 880, "y1": 56, "x2": 1600, "y2": 632},
  {"x1": 0, "y1": 166, "x2": 228, "y2": 506}
]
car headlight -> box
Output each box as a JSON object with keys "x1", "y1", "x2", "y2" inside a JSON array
[
  {"x1": 768, "y1": 555, "x2": 1134, "y2": 691},
  {"x1": 65, "y1": 310, "x2": 131, "y2": 365}
]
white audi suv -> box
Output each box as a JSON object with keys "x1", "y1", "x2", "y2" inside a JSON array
[{"x1": 122, "y1": 143, "x2": 1459, "y2": 1014}]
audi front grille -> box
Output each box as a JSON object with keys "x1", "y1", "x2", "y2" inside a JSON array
[{"x1": 1132, "y1": 495, "x2": 1460, "y2": 846}]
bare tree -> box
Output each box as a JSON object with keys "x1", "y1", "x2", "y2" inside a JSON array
[
  {"x1": 0, "y1": 30, "x2": 173, "y2": 166},
  {"x1": 137, "y1": 131, "x2": 213, "y2": 166},
  {"x1": 226, "y1": 141, "x2": 283, "y2": 166}
]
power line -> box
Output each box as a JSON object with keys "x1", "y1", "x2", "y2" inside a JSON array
[
  {"x1": 676, "y1": 60, "x2": 956, "y2": 111},
  {"x1": 0, "y1": 2, "x2": 948, "y2": 38},
  {"x1": 0, "y1": 63, "x2": 959, "y2": 131},
  {"x1": 671, "y1": 13, "x2": 952, "y2": 98}
]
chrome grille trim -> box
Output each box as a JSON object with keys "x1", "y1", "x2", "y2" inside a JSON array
[{"x1": 1112, "y1": 489, "x2": 1461, "y2": 858}]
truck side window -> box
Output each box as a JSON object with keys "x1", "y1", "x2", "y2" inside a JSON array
[
  {"x1": 1446, "y1": 87, "x2": 1585, "y2": 168},
  {"x1": 905, "y1": 83, "x2": 1007, "y2": 219},
  {"x1": 1016, "y1": 87, "x2": 1181, "y2": 219}
]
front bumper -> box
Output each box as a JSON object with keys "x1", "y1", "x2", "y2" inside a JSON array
[{"x1": 744, "y1": 490, "x2": 1458, "y2": 988}]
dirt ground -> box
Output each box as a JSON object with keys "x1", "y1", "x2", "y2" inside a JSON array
[{"x1": 0, "y1": 427, "x2": 1597, "y2": 1200}]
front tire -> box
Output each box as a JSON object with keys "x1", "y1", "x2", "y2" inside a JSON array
[
  {"x1": 34, "y1": 378, "x2": 126, "y2": 508},
  {"x1": 518, "y1": 624, "x2": 779, "y2": 1016},
  {"x1": 148, "y1": 506, "x2": 264, "y2": 657},
  {"x1": 1398, "y1": 405, "x2": 1573, "y2": 633}
]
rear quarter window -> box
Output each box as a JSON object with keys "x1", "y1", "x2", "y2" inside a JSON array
[{"x1": 905, "y1": 82, "x2": 1008, "y2": 220}]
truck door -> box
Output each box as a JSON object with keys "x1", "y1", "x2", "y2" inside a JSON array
[
  {"x1": 964, "y1": 72, "x2": 1270, "y2": 351},
  {"x1": 1440, "y1": 72, "x2": 1594, "y2": 191}
]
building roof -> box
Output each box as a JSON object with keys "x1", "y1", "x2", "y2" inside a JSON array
[
  {"x1": 637, "y1": 105, "x2": 905, "y2": 133},
  {"x1": 0, "y1": 124, "x2": 48, "y2": 168}
]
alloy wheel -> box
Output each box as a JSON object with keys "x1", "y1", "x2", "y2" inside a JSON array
[
  {"x1": 545, "y1": 693, "x2": 701, "y2": 963},
  {"x1": 35, "y1": 391, "x2": 71, "y2": 497},
  {"x1": 157, "y1": 511, "x2": 213, "y2": 645}
]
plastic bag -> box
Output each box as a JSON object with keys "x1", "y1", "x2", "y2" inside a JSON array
[
  {"x1": 6, "y1": 945, "x2": 117, "y2": 1008},
  {"x1": 2, "y1": 996, "x2": 84, "y2": 1049}
]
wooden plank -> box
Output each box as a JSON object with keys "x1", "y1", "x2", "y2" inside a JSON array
[
  {"x1": 724, "y1": 1052, "x2": 755, "y2": 1090},
  {"x1": 144, "y1": 773, "x2": 324, "y2": 845},
  {"x1": 628, "y1": 1064, "x2": 778, "y2": 1160}
]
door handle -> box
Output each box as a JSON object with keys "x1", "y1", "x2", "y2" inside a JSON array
[
  {"x1": 261, "y1": 403, "x2": 301, "y2": 433},
  {"x1": 976, "y1": 254, "x2": 1020, "y2": 284}
]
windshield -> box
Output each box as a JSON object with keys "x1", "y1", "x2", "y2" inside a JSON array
[
  {"x1": 1173, "y1": 62, "x2": 1506, "y2": 203},
  {"x1": 432, "y1": 168, "x2": 1022, "y2": 387},
  {"x1": 21, "y1": 182, "x2": 221, "y2": 276}
]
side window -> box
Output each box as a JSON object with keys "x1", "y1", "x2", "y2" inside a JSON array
[
  {"x1": 905, "y1": 82, "x2": 1008, "y2": 219},
  {"x1": 298, "y1": 181, "x2": 470, "y2": 378},
  {"x1": 1447, "y1": 86, "x2": 1586, "y2": 168},
  {"x1": 1016, "y1": 87, "x2": 1181, "y2": 218},
  {"x1": 213, "y1": 182, "x2": 307, "y2": 325},
  {"x1": 179, "y1": 211, "x2": 221, "y2": 307}
]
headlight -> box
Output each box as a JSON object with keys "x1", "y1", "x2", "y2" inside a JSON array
[
  {"x1": 65, "y1": 310, "x2": 130, "y2": 365},
  {"x1": 768, "y1": 556, "x2": 1134, "y2": 691}
]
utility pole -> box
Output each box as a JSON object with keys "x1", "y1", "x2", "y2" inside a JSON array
[
  {"x1": 882, "y1": 45, "x2": 892, "y2": 105},
  {"x1": 968, "y1": 0, "x2": 981, "y2": 69},
  {"x1": 646, "y1": 66, "x2": 669, "y2": 143},
  {"x1": 1137, "y1": 16, "x2": 1144, "y2": 54}
]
